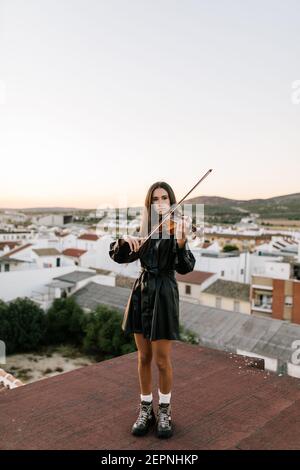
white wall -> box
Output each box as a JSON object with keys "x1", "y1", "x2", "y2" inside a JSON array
[
  {"x1": 287, "y1": 362, "x2": 300, "y2": 378},
  {"x1": 201, "y1": 293, "x2": 250, "y2": 314},
  {"x1": 250, "y1": 254, "x2": 291, "y2": 280},
  {"x1": 55, "y1": 234, "x2": 78, "y2": 251},
  {"x1": 0, "y1": 266, "x2": 95, "y2": 302},
  {"x1": 236, "y1": 349, "x2": 278, "y2": 372},
  {"x1": 36, "y1": 214, "x2": 65, "y2": 226},
  {"x1": 0, "y1": 260, "x2": 34, "y2": 272},
  {"x1": 196, "y1": 252, "x2": 250, "y2": 283},
  {"x1": 81, "y1": 236, "x2": 141, "y2": 278},
  {"x1": 31, "y1": 254, "x2": 61, "y2": 269},
  {"x1": 89, "y1": 274, "x2": 115, "y2": 287},
  {"x1": 0, "y1": 232, "x2": 32, "y2": 241},
  {"x1": 177, "y1": 273, "x2": 218, "y2": 304},
  {"x1": 77, "y1": 239, "x2": 101, "y2": 251}
]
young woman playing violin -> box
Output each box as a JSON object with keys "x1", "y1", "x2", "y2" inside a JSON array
[{"x1": 109, "y1": 181, "x2": 196, "y2": 439}]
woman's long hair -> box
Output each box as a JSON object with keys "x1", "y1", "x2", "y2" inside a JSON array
[{"x1": 139, "y1": 181, "x2": 180, "y2": 239}]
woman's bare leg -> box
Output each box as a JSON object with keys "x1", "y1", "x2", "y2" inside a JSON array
[
  {"x1": 151, "y1": 339, "x2": 173, "y2": 393},
  {"x1": 134, "y1": 333, "x2": 153, "y2": 395}
]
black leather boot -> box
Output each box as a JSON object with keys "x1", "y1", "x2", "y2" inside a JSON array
[
  {"x1": 156, "y1": 402, "x2": 173, "y2": 438},
  {"x1": 131, "y1": 400, "x2": 156, "y2": 436}
]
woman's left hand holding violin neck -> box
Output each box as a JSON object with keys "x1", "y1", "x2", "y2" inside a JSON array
[{"x1": 175, "y1": 216, "x2": 190, "y2": 248}]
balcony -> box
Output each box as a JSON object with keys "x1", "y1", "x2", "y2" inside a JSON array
[{"x1": 251, "y1": 300, "x2": 272, "y2": 313}]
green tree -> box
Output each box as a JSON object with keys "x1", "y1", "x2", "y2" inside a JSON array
[
  {"x1": 2, "y1": 298, "x2": 46, "y2": 354},
  {"x1": 223, "y1": 244, "x2": 239, "y2": 252},
  {"x1": 45, "y1": 297, "x2": 86, "y2": 346},
  {"x1": 0, "y1": 300, "x2": 10, "y2": 355},
  {"x1": 83, "y1": 305, "x2": 136, "y2": 358}
]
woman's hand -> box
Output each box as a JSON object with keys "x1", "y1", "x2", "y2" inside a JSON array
[
  {"x1": 122, "y1": 235, "x2": 145, "y2": 253},
  {"x1": 175, "y1": 216, "x2": 190, "y2": 248}
]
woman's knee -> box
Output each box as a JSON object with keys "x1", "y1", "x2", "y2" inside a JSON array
[
  {"x1": 138, "y1": 351, "x2": 152, "y2": 366},
  {"x1": 155, "y1": 356, "x2": 171, "y2": 371}
]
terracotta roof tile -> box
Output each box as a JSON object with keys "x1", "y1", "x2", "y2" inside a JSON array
[
  {"x1": 0, "y1": 243, "x2": 32, "y2": 259},
  {"x1": 32, "y1": 248, "x2": 61, "y2": 256},
  {"x1": 0, "y1": 368, "x2": 24, "y2": 392},
  {"x1": 77, "y1": 233, "x2": 99, "y2": 241},
  {"x1": 176, "y1": 270, "x2": 215, "y2": 285},
  {"x1": 62, "y1": 248, "x2": 87, "y2": 257},
  {"x1": 0, "y1": 241, "x2": 21, "y2": 251}
]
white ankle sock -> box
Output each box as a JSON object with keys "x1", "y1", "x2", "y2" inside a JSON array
[
  {"x1": 140, "y1": 392, "x2": 153, "y2": 403},
  {"x1": 158, "y1": 389, "x2": 171, "y2": 404}
]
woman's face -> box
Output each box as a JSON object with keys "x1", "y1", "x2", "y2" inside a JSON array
[{"x1": 151, "y1": 187, "x2": 170, "y2": 215}]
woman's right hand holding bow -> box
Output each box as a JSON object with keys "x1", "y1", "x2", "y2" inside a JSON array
[{"x1": 122, "y1": 235, "x2": 145, "y2": 253}]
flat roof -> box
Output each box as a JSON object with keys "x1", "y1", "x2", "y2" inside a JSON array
[
  {"x1": 73, "y1": 282, "x2": 300, "y2": 364},
  {"x1": 1, "y1": 342, "x2": 300, "y2": 449},
  {"x1": 53, "y1": 270, "x2": 97, "y2": 284}
]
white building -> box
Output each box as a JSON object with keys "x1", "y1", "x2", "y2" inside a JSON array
[
  {"x1": 77, "y1": 233, "x2": 101, "y2": 251},
  {"x1": 34, "y1": 214, "x2": 73, "y2": 227},
  {"x1": 31, "y1": 248, "x2": 63, "y2": 269}
]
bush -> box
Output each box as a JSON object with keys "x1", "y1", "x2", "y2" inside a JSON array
[
  {"x1": 222, "y1": 244, "x2": 239, "y2": 252},
  {"x1": 45, "y1": 297, "x2": 86, "y2": 346},
  {"x1": 179, "y1": 323, "x2": 199, "y2": 344},
  {"x1": 0, "y1": 298, "x2": 46, "y2": 354},
  {"x1": 83, "y1": 305, "x2": 136, "y2": 358}
]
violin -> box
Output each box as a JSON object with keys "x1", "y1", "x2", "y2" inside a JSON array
[
  {"x1": 129, "y1": 169, "x2": 213, "y2": 254},
  {"x1": 160, "y1": 212, "x2": 203, "y2": 240}
]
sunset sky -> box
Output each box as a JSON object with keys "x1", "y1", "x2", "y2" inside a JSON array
[{"x1": 0, "y1": 0, "x2": 300, "y2": 209}]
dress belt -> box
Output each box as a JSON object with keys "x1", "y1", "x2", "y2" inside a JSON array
[{"x1": 140, "y1": 266, "x2": 175, "y2": 277}]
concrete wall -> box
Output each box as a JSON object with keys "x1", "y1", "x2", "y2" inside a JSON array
[
  {"x1": 201, "y1": 293, "x2": 251, "y2": 314},
  {"x1": 0, "y1": 266, "x2": 95, "y2": 302},
  {"x1": 196, "y1": 252, "x2": 250, "y2": 283},
  {"x1": 236, "y1": 349, "x2": 278, "y2": 372}
]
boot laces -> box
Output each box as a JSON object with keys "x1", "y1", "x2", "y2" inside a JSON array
[
  {"x1": 136, "y1": 402, "x2": 152, "y2": 426},
  {"x1": 158, "y1": 404, "x2": 171, "y2": 428}
]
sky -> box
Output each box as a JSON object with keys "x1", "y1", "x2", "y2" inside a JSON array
[{"x1": 0, "y1": 0, "x2": 300, "y2": 209}]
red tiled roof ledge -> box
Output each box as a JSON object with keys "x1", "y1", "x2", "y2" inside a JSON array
[
  {"x1": 0, "y1": 368, "x2": 24, "y2": 391},
  {"x1": 1, "y1": 343, "x2": 300, "y2": 450},
  {"x1": 62, "y1": 248, "x2": 87, "y2": 257},
  {"x1": 77, "y1": 233, "x2": 99, "y2": 241},
  {"x1": 0, "y1": 243, "x2": 33, "y2": 259},
  {"x1": 176, "y1": 270, "x2": 215, "y2": 284}
]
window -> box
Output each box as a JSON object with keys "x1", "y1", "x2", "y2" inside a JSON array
[
  {"x1": 216, "y1": 297, "x2": 222, "y2": 308},
  {"x1": 185, "y1": 285, "x2": 191, "y2": 295},
  {"x1": 285, "y1": 296, "x2": 293, "y2": 306},
  {"x1": 221, "y1": 270, "x2": 225, "y2": 277}
]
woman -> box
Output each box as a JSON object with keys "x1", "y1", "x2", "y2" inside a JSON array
[{"x1": 109, "y1": 181, "x2": 196, "y2": 439}]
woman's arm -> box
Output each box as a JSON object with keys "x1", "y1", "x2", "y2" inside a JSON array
[
  {"x1": 173, "y1": 216, "x2": 196, "y2": 274},
  {"x1": 174, "y1": 239, "x2": 196, "y2": 274},
  {"x1": 109, "y1": 238, "x2": 140, "y2": 264}
]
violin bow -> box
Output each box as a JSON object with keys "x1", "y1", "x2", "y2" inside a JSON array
[{"x1": 130, "y1": 168, "x2": 213, "y2": 254}]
